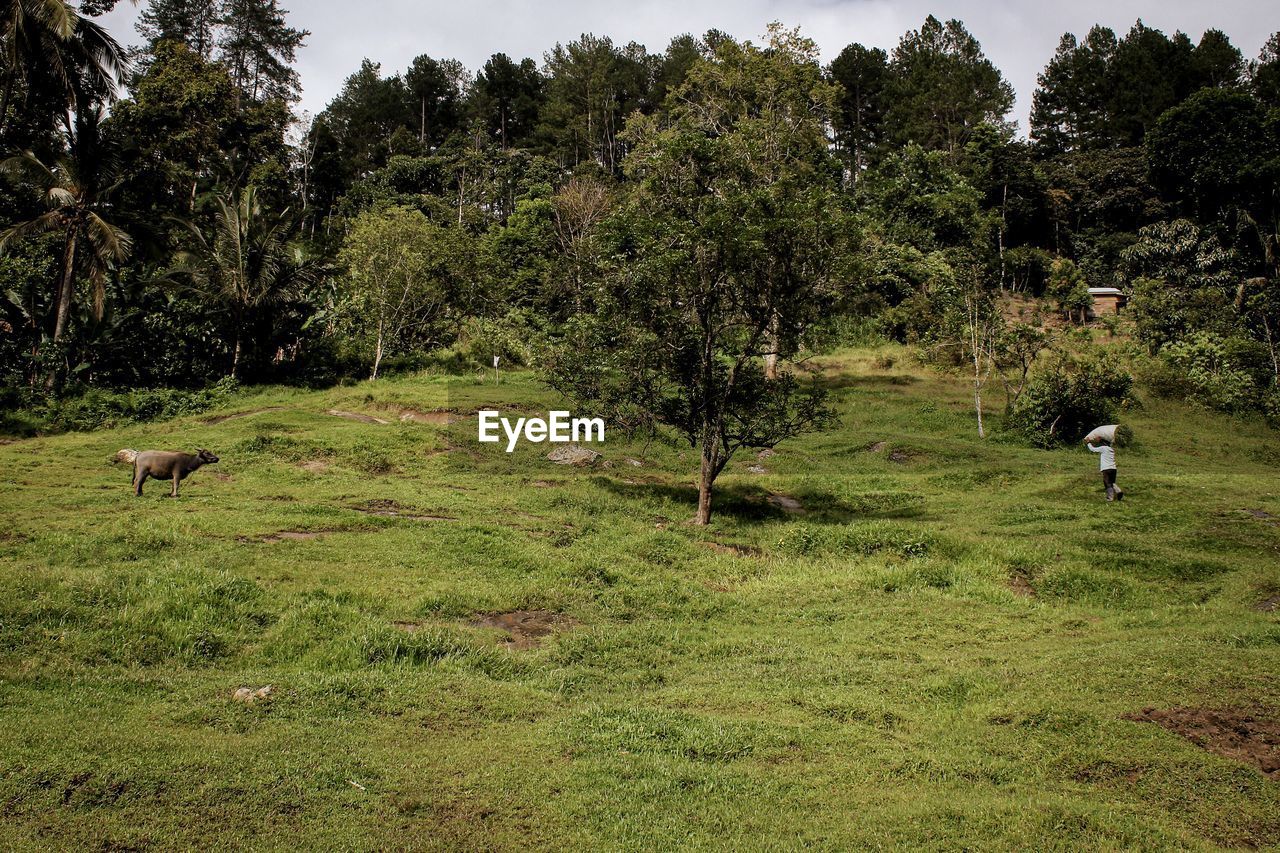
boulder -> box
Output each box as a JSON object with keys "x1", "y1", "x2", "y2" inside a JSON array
[{"x1": 547, "y1": 444, "x2": 601, "y2": 466}]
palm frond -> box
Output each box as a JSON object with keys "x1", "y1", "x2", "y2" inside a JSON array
[
  {"x1": 85, "y1": 212, "x2": 132, "y2": 264},
  {"x1": 0, "y1": 211, "x2": 66, "y2": 252}
]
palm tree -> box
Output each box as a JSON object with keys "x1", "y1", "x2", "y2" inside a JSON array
[
  {"x1": 0, "y1": 104, "x2": 131, "y2": 374},
  {"x1": 0, "y1": 0, "x2": 131, "y2": 136},
  {"x1": 167, "y1": 186, "x2": 319, "y2": 378}
]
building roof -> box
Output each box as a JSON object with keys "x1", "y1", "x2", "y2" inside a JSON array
[{"x1": 1087, "y1": 287, "x2": 1125, "y2": 296}]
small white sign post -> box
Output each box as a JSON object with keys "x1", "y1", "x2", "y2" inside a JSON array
[{"x1": 493, "y1": 355, "x2": 500, "y2": 385}]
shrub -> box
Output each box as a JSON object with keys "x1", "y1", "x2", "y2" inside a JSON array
[
  {"x1": 1150, "y1": 332, "x2": 1263, "y2": 413},
  {"x1": 1008, "y1": 352, "x2": 1133, "y2": 447},
  {"x1": 1, "y1": 377, "x2": 242, "y2": 435}
]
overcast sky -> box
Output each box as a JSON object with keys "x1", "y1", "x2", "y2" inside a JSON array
[{"x1": 98, "y1": 0, "x2": 1277, "y2": 133}]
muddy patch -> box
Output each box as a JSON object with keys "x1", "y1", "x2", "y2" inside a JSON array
[
  {"x1": 767, "y1": 493, "x2": 806, "y2": 515},
  {"x1": 356, "y1": 498, "x2": 456, "y2": 522},
  {"x1": 1008, "y1": 575, "x2": 1037, "y2": 598},
  {"x1": 325, "y1": 409, "x2": 389, "y2": 425},
  {"x1": 202, "y1": 406, "x2": 287, "y2": 425},
  {"x1": 299, "y1": 459, "x2": 330, "y2": 473},
  {"x1": 258, "y1": 530, "x2": 329, "y2": 543},
  {"x1": 866, "y1": 441, "x2": 888, "y2": 454},
  {"x1": 398, "y1": 409, "x2": 454, "y2": 425},
  {"x1": 1255, "y1": 595, "x2": 1280, "y2": 613},
  {"x1": 469, "y1": 610, "x2": 575, "y2": 650},
  {"x1": 1243, "y1": 508, "x2": 1279, "y2": 526},
  {"x1": 1123, "y1": 707, "x2": 1280, "y2": 779},
  {"x1": 888, "y1": 450, "x2": 915, "y2": 464}
]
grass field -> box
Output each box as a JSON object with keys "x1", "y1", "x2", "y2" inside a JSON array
[{"x1": 1, "y1": 345, "x2": 1278, "y2": 850}]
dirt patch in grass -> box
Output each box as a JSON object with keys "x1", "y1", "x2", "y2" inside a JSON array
[
  {"x1": 866, "y1": 441, "x2": 888, "y2": 454},
  {"x1": 888, "y1": 449, "x2": 915, "y2": 464},
  {"x1": 355, "y1": 498, "x2": 456, "y2": 522},
  {"x1": 1008, "y1": 575, "x2": 1037, "y2": 598},
  {"x1": 767, "y1": 493, "x2": 806, "y2": 515},
  {"x1": 261, "y1": 531, "x2": 327, "y2": 543},
  {"x1": 531, "y1": 480, "x2": 563, "y2": 488},
  {"x1": 1122, "y1": 707, "x2": 1280, "y2": 779},
  {"x1": 325, "y1": 409, "x2": 389, "y2": 425},
  {"x1": 299, "y1": 459, "x2": 329, "y2": 473},
  {"x1": 398, "y1": 409, "x2": 454, "y2": 425},
  {"x1": 1255, "y1": 595, "x2": 1280, "y2": 613},
  {"x1": 1243, "y1": 509, "x2": 1279, "y2": 526},
  {"x1": 202, "y1": 406, "x2": 287, "y2": 425},
  {"x1": 469, "y1": 610, "x2": 575, "y2": 650}
]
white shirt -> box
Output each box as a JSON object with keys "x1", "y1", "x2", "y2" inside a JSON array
[{"x1": 1087, "y1": 443, "x2": 1116, "y2": 471}]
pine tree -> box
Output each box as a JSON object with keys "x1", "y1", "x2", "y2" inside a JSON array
[
  {"x1": 216, "y1": 0, "x2": 307, "y2": 103},
  {"x1": 829, "y1": 42, "x2": 888, "y2": 179},
  {"x1": 883, "y1": 16, "x2": 1013, "y2": 156},
  {"x1": 137, "y1": 0, "x2": 220, "y2": 59},
  {"x1": 403, "y1": 54, "x2": 465, "y2": 147}
]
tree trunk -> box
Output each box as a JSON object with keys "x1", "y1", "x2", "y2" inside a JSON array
[
  {"x1": 371, "y1": 323, "x2": 384, "y2": 380},
  {"x1": 46, "y1": 230, "x2": 78, "y2": 389},
  {"x1": 764, "y1": 313, "x2": 780, "y2": 380},
  {"x1": 998, "y1": 183, "x2": 1007, "y2": 293},
  {"x1": 973, "y1": 379, "x2": 985, "y2": 439},
  {"x1": 1263, "y1": 314, "x2": 1279, "y2": 382},
  {"x1": 695, "y1": 445, "x2": 716, "y2": 525},
  {"x1": 230, "y1": 335, "x2": 242, "y2": 380},
  {"x1": 52, "y1": 231, "x2": 79, "y2": 344}
]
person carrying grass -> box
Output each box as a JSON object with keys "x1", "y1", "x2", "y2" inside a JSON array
[{"x1": 1083, "y1": 424, "x2": 1129, "y2": 502}]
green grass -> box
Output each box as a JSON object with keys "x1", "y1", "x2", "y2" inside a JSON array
[{"x1": 1, "y1": 345, "x2": 1278, "y2": 849}]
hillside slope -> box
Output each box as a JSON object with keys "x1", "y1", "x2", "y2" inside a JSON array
[{"x1": 1, "y1": 347, "x2": 1277, "y2": 849}]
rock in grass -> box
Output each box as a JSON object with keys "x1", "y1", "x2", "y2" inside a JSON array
[
  {"x1": 232, "y1": 685, "x2": 274, "y2": 704},
  {"x1": 547, "y1": 444, "x2": 601, "y2": 466}
]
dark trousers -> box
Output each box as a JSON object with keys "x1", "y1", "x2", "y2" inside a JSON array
[{"x1": 1102, "y1": 468, "x2": 1117, "y2": 500}]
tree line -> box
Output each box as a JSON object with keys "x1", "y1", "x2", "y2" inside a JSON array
[{"x1": 2, "y1": 1, "x2": 1279, "y2": 515}]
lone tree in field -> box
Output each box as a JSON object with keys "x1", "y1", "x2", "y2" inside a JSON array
[
  {"x1": 548, "y1": 26, "x2": 844, "y2": 525},
  {"x1": 337, "y1": 206, "x2": 471, "y2": 379}
]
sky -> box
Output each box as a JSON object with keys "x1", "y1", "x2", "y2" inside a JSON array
[{"x1": 98, "y1": 0, "x2": 1278, "y2": 133}]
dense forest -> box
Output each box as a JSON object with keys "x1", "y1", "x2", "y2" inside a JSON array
[{"x1": 2, "y1": 0, "x2": 1279, "y2": 441}]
